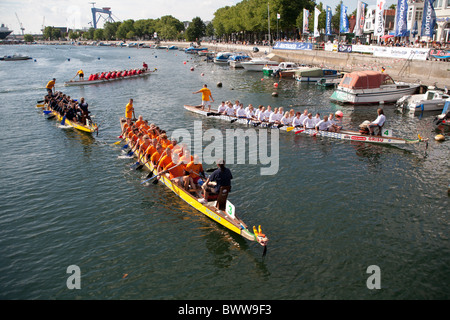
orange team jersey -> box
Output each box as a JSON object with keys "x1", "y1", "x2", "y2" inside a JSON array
[
  {"x1": 145, "y1": 145, "x2": 156, "y2": 156},
  {"x1": 158, "y1": 154, "x2": 172, "y2": 170},
  {"x1": 125, "y1": 102, "x2": 133, "y2": 118},
  {"x1": 185, "y1": 161, "x2": 203, "y2": 179},
  {"x1": 150, "y1": 151, "x2": 161, "y2": 165},
  {"x1": 135, "y1": 119, "x2": 144, "y2": 127},
  {"x1": 164, "y1": 162, "x2": 186, "y2": 179},
  {"x1": 199, "y1": 88, "x2": 212, "y2": 101},
  {"x1": 160, "y1": 138, "x2": 169, "y2": 149}
]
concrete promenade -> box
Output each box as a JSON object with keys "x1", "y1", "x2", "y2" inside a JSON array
[{"x1": 164, "y1": 41, "x2": 450, "y2": 87}]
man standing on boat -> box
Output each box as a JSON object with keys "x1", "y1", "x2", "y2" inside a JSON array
[
  {"x1": 46, "y1": 78, "x2": 56, "y2": 96},
  {"x1": 193, "y1": 84, "x2": 214, "y2": 112},
  {"x1": 77, "y1": 69, "x2": 84, "y2": 81},
  {"x1": 125, "y1": 99, "x2": 135, "y2": 125},
  {"x1": 368, "y1": 108, "x2": 386, "y2": 136},
  {"x1": 200, "y1": 159, "x2": 232, "y2": 204}
]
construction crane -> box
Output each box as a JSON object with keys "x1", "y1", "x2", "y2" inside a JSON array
[
  {"x1": 15, "y1": 13, "x2": 25, "y2": 35},
  {"x1": 89, "y1": 2, "x2": 115, "y2": 29},
  {"x1": 41, "y1": 16, "x2": 45, "y2": 34}
]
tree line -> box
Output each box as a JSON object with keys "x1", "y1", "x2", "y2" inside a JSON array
[
  {"x1": 41, "y1": 15, "x2": 209, "y2": 42},
  {"x1": 36, "y1": 1, "x2": 364, "y2": 43}
]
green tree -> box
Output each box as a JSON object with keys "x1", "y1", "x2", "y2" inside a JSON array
[
  {"x1": 116, "y1": 19, "x2": 135, "y2": 40},
  {"x1": 103, "y1": 21, "x2": 121, "y2": 40},
  {"x1": 185, "y1": 17, "x2": 205, "y2": 43},
  {"x1": 93, "y1": 28, "x2": 104, "y2": 40},
  {"x1": 205, "y1": 23, "x2": 215, "y2": 38},
  {"x1": 23, "y1": 34, "x2": 34, "y2": 42},
  {"x1": 84, "y1": 27, "x2": 95, "y2": 40}
]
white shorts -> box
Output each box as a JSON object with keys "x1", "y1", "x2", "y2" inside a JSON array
[{"x1": 202, "y1": 100, "x2": 211, "y2": 107}]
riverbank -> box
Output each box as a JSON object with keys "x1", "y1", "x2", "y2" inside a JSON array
[{"x1": 32, "y1": 39, "x2": 450, "y2": 87}]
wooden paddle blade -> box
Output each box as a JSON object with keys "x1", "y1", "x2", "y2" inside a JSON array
[
  {"x1": 262, "y1": 245, "x2": 267, "y2": 258},
  {"x1": 135, "y1": 164, "x2": 144, "y2": 170}
]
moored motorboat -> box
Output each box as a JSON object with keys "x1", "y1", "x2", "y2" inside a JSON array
[
  {"x1": 294, "y1": 67, "x2": 341, "y2": 82},
  {"x1": 118, "y1": 119, "x2": 268, "y2": 248},
  {"x1": 262, "y1": 62, "x2": 300, "y2": 77},
  {"x1": 228, "y1": 53, "x2": 251, "y2": 68},
  {"x1": 396, "y1": 90, "x2": 449, "y2": 113},
  {"x1": 213, "y1": 51, "x2": 233, "y2": 64},
  {"x1": 330, "y1": 71, "x2": 420, "y2": 104},
  {"x1": 241, "y1": 58, "x2": 279, "y2": 71}
]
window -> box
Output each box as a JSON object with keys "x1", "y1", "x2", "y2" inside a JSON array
[{"x1": 415, "y1": 9, "x2": 423, "y2": 22}]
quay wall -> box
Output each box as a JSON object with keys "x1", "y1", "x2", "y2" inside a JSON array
[{"x1": 168, "y1": 41, "x2": 450, "y2": 87}]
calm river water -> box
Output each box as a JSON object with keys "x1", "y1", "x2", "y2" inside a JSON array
[{"x1": 0, "y1": 44, "x2": 448, "y2": 300}]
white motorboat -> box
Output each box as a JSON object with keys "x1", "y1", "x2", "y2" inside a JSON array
[
  {"x1": 241, "y1": 58, "x2": 279, "y2": 71},
  {"x1": 262, "y1": 62, "x2": 300, "y2": 77},
  {"x1": 214, "y1": 52, "x2": 234, "y2": 64},
  {"x1": 228, "y1": 53, "x2": 251, "y2": 68},
  {"x1": 396, "y1": 90, "x2": 450, "y2": 113},
  {"x1": 330, "y1": 71, "x2": 420, "y2": 104}
]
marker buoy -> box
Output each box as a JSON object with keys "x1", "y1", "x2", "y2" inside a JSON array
[
  {"x1": 435, "y1": 134, "x2": 445, "y2": 141},
  {"x1": 183, "y1": 61, "x2": 187, "y2": 64},
  {"x1": 67, "y1": 58, "x2": 70, "y2": 61},
  {"x1": 274, "y1": 83, "x2": 278, "y2": 88},
  {"x1": 201, "y1": 73, "x2": 204, "y2": 76},
  {"x1": 190, "y1": 67, "x2": 194, "y2": 71},
  {"x1": 335, "y1": 110, "x2": 344, "y2": 118},
  {"x1": 217, "y1": 82, "x2": 222, "y2": 87},
  {"x1": 272, "y1": 92, "x2": 278, "y2": 97}
]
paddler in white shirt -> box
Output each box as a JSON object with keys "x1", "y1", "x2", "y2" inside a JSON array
[
  {"x1": 280, "y1": 112, "x2": 291, "y2": 126},
  {"x1": 303, "y1": 113, "x2": 316, "y2": 130},
  {"x1": 217, "y1": 101, "x2": 227, "y2": 114},
  {"x1": 263, "y1": 105, "x2": 273, "y2": 121},
  {"x1": 246, "y1": 105, "x2": 256, "y2": 120},
  {"x1": 313, "y1": 113, "x2": 321, "y2": 126},
  {"x1": 299, "y1": 109, "x2": 308, "y2": 125},
  {"x1": 292, "y1": 112, "x2": 303, "y2": 127},
  {"x1": 225, "y1": 103, "x2": 235, "y2": 116},
  {"x1": 315, "y1": 115, "x2": 331, "y2": 131},
  {"x1": 236, "y1": 104, "x2": 247, "y2": 118}
]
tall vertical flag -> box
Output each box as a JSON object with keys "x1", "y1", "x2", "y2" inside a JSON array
[
  {"x1": 374, "y1": 0, "x2": 386, "y2": 37},
  {"x1": 395, "y1": 0, "x2": 408, "y2": 37},
  {"x1": 421, "y1": 0, "x2": 436, "y2": 38},
  {"x1": 353, "y1": 1, "x2": 367, "y2": 37},
  {"x1": 326, "y1": 6, "x2": 332, "y2": 36},
  {"x1": 340, "y1": 4, "x2": 349, "y2": 33},
  {"x1": 314, "y1": 7, "x2": 321, "y2": 37},
  {"x1": 303, "y1": 9, "x2": 310, "y2": 34}
]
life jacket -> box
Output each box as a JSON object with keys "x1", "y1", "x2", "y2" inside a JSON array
[
  {"x1": 105, "y1": 72, "x2": 111, "y2": 79},
  {"x1": 93, "y1": 74, "x2": 99, "y2": 80},
  {"x1": 110, "y1": 72, "x2": 116, "y2": 79},
  {"x1": 137, "y1": 69, "x2": 142, "y2": 74},
  {"x1": 99, "y1": 73, "x2": 105, "y2": 79},
  {"x1": 88, "y1": 74, "x2": 94, "y2": 81}
]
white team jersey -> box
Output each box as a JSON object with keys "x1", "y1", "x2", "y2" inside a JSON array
[
  {"x1": 225, "y1": 107, "x2": 235, "y2": 116},
  {"x1": 292, "y1": 116, "x2": 302, "y2": 127},
  {"x1": 303, "y1": 117, "x2": 316, "y2": 128},
  {"x1": 218, "y1": 104, "x2": 227, "y2": 113},
  {"x1": 316, "y1": 120, "x2": 331, "y2": 130},
  {"x1": 236, "y1": 108, "x2": 246, "y2": 117}
]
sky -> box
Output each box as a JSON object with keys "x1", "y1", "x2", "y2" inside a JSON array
[{"x1": 1, "y1": 0, "x2": 396, "y2": 35}]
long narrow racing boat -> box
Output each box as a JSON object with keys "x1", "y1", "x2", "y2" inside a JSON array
[
  {"x1": 64, "y1": 69, "x2": 156, "y2": 86},
  {"x1": 184, "y1": 105, "x2": 427, "y2": 146},
  {"x1": 119, "y1": 119, "x2": 268, "y2": 248},
  {"x1": 38, "y1": 103, "x2": 99, "y2": 134}
]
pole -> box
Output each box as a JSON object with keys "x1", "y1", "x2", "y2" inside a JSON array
[{"x1": 268, "y1": 2, "x2": 271, "y2": 45}]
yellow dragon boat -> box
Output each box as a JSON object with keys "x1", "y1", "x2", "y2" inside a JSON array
[{"x1": 119, "y1": 119, "x2": 268, "y2": 250}]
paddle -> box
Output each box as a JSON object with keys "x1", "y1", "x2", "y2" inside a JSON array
[
  {"x1": 141, "y1": 162, "x2": 182, "y2": 185},
  {"x1": 286, "y1": 126, "x2": 294, "y2": 132},
  {"x1": 61, "y1": 115, "x2": 66, "y2": 125},
  {"x1": 294, "y1": 129, "x2": 305, "y2": 134}
]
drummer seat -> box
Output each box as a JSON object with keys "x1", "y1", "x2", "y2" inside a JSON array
[{"x1": 215, "y1": 186, "x2": 231, "y2": 211}]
